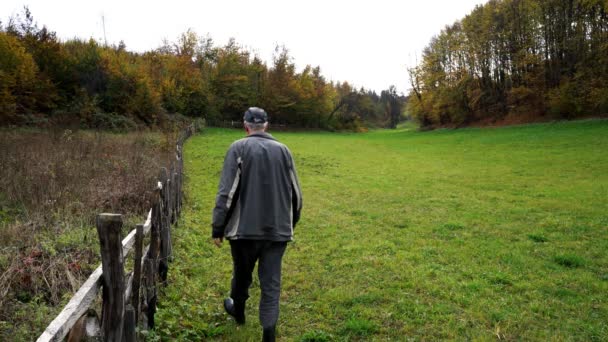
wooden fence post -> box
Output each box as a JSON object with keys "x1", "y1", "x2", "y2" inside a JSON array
[
  {"x1": 160, "y1": 167, "x2": 169, "y2": 219},
  {"x1": 143, "y1": 259, "x2": 156, "y2": 329},
  {"x1": 96, "y1": 213, "x2": 125, "y2": 342},
  {"x1": 172, "y1": 170, "x2": 178, "y2": 223},
  {"x1": 123, "y1": 304, "x2": 136, "y2": 342},
  {"x1": 175, "y1": 144, "x2": 183, "y2": 218},
  {"x1": 175, "y1": 147, "x2": 183, "y2": 217},
  {"x1": 132, "y1": 224, "x2": 144, "y2": 323},
  {"x1": 178, "y1": 166, "x2": 182, "y2": 215},
  {"x1": 160, "y1": 167, "x2": 173, "y2": 273},
  {"x1": 169, "y1": 166, "x2": 177, "y2": 224},
  {"x1": 166, "y1": 164, "x2": 174, "y2": 225},
  {"x1": 166, "y1": 172, "x2": 173, "y2": 262},
  {"x1": 144, "y1": 190, "x2": 161, "y2": 329}
]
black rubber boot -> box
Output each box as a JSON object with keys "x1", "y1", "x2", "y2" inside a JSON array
[
  {"x1": 223, "y1": 298, "x2": 245, "y2": 324},
  {"x1": 262, "y1": 326, "x2": 276, "y2": 342}
]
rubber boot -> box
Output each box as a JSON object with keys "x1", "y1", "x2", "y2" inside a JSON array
[
  {"x1": 223, "y1": 298, "x2": 245, "y2": 324},
  {"x1": 262, "y1": 326, "x2": 276, "y2": 342}
]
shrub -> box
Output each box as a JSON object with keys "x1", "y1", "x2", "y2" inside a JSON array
[
  {"x1": 91, "y1": 112, "x2": 138, "y2": 131},
  {"x1": 547, "y1": 80, "x2": 585, "y2": 119}
]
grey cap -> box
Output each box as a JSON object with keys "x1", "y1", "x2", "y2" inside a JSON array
[{"x1": 244, "y1": 107, "x2": 268, "y2": 123}]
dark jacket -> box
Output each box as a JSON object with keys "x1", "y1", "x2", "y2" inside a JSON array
[{"x1": 212, "y1": 132, "x2": 303, "y2": 241}]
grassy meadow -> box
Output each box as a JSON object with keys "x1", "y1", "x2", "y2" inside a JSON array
[{"x1": 155, "y1": 120, "x2": 608, "y2": 341}]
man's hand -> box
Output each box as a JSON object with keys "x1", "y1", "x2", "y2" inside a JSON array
[{"x1": 213, "y1": 237, "x2": 223, "y2": 248}]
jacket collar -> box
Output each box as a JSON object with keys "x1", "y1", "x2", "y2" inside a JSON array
[{"x1": 246, "y1": 131, "x2": 276, "y2": 141}]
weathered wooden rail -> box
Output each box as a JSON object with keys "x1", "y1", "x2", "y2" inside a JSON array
[
  {"x1": 36, "y1": 119, "x2": 202, "y2": 342},
  {"x1": 208, "y1": 119, "x2": 290, "y2": 131}
]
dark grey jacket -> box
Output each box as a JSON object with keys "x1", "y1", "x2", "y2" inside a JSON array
[{"x1": 212, "y1": 132, "x2": 303, "y2": 241}]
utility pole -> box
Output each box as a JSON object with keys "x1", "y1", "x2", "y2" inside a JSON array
[{"x1": 102, "y1": 15, "x2": 107, "y2": 47}]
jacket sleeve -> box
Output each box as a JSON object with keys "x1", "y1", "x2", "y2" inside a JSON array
[
  {"x1": 288, "y1": 151, "x2": 303, "y2": 228},
  {"x1": 211, "y1": 144, "x2": 241, "y2": 238}
]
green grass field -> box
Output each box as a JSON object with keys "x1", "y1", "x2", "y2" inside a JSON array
[{"x1": 154, "y1": 120, "x2": 608, "y2": 341}]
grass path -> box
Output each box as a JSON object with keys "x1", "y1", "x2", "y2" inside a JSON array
[{"x1": 155, "y1": 120, "x2": 608, "y2": 341}]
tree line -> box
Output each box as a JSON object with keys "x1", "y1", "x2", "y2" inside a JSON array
[
  {"x1": 0, "y1": 8, "x2": 405, "y2": 130},
  {"x1": 408, "y1": 0, "x2": 608, "y2": 128}
]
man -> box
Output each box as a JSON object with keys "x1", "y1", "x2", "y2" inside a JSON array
[{"x1": 211, "y1": 107, "x2": 303, "y2": 341}]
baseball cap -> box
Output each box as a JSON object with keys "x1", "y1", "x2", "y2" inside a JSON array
[{"x1": 243, "y1": 107, "x2": 268, "y2": 123}]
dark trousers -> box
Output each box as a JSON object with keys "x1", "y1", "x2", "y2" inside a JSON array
[{"x1": 229, "y1": 240, "x2": 287, "y2": 329}]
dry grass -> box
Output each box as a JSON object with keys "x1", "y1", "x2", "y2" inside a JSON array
[{"x1": 0, "y1": 128, "x2": 175, "y2": 340}]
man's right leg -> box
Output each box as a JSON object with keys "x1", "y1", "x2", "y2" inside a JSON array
[
  {"x1": 228, "y1": 240, "x2": 258, "y2": 323},
  {"x1": 258, "y1": 241, "x2": 287, "y2": 340}
]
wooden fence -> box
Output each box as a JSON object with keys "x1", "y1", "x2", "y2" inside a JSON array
[
  {"x1": 208, "y1": 119, "x2": 290, "y2": 131},
  {"x1": 36, "y1": 119, "x2": 202, "y2": 342}
]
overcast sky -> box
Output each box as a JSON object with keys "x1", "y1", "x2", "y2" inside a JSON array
[{"x1": 1, "y1": 0, "x2": 487, "y2": 94}]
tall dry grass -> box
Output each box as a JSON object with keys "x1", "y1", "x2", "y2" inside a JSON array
[{"x1": 0, "y1": 128, "x2": 176, "y2": 339}]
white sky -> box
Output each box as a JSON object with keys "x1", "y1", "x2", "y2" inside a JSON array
[{"x1": 1, "y1": 0, "x2": 487, "y2": 94}]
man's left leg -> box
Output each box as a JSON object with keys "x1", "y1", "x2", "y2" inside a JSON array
[
  {"x1": 257, "y1": 241, "x2": 287, "y2": 340},
  {"x1": 227, "y1": 240, "x2": 259, "y2": 324}
]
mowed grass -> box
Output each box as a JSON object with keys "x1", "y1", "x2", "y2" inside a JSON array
[{"x1": 155, "y1": 120, "x2": 608, "y2": 341}]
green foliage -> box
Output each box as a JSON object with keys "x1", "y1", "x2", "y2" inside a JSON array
[
  {"x1": 0, "y1": 8, "x2": 400, "y2": 130},
  {"x1": 409, "y1": 0, "x2": 608, "y2": 128},
  {"x1": 91, "y1": 112, "x2": 137, "y2": 131},
  {"x1": 547, "y1": 81, "x2": 584, "y2": 119},
  {"x1": 0, "y1": 31, "x2": 38, "y2": 121}
]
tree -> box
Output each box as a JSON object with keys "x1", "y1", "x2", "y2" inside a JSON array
[
  {"x1": 1, "y1": 7, "x2": 400, "y2": 130},
  {"x1": 408, "y1": 0, "x2": 608, "y2": 128},
  {"x1": 0, "y1": 32, "x2": 39, "y2": 122},
  {"x1": 381, "y1": 86, "x2": 404, "y2": 128}
]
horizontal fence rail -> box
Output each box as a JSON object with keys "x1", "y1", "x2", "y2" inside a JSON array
[
  {"x1": 37, "y1": 119, "x2": 203, "y2": 342},
  {"x1": 208, "y1": 119, "x2": 290, "y2": 131}
]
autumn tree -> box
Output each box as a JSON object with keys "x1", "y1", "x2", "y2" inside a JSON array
[
  {"x1": 1, "y1": 7, "x2": 402, "y2": 130},
  {"x1": 408, "y1": 0, "x2": 608, "y2": 128}
]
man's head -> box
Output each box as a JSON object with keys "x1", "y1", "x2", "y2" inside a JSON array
[{"x1": 243, "y1": 107, "x2": 268, "y2": 133}]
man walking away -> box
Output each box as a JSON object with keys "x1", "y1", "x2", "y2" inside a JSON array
[{"x1": 211, "y1": 107, "x2": 303, "y2": 341}]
